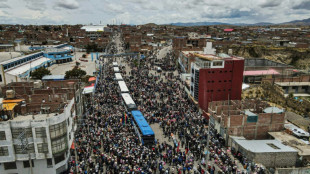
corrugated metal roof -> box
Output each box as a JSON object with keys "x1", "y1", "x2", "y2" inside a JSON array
[
  {"x1": 42, "y1": 75, "x2": 65, "y2": 80},
  {"x1": 263, "y1": 107, "x2": 284, "y2": 114},
  {"x1": 244, "y1": 110, "x2": 257, "y2": 116},
  {"x1": 0, "y1": 52, "x2": 43, "y2": 65}
]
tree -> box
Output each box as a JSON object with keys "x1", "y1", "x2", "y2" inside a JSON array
[
  {"x1": 31, "y1": 67, "x2": 51, "y2": 79},
  {"x1": 43, "y1": 25, "x2": 51, "y2": 32},
  {"x1": 85, "y1": 44, "x2": 101, "y2": 54},
  {"x1": 65, "y1": 67, "x2": 86, "y2": 79}
]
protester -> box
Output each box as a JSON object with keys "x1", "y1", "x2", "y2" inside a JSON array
[{"x1": 68, "y1": 32, "x2": 266, "y2": 174}]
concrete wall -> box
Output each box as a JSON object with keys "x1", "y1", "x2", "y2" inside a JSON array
[
  {"x1": 254, "y1": 152, "x2": 298, "y2": 168},
  {"x1": 275, "y1": 167, "x2": 310, "y2": 174}
]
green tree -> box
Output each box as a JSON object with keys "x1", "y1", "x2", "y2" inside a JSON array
[
  {"x1": 65, "y1": 67, "x2": 86, "y2": 79},
  {"x1": 31, "y1": 67, "x2": 51, "y2": 79}
]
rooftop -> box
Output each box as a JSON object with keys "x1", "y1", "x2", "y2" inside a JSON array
[
  {"x1": 0, "y1": 52, "x2": 43, "y2": 65},
  {"x1": 269, "y1": 132, "x2": 310, "y2": 156},
  {"x1": 275, "y1": 82, "x2": 310, "y2": 86},
  {"x1": 12, "y1": 113, "x2": 52, "y2": 121},
  {"x1": 6, "y1": 57, "x2": 51, "y2": 76},
  {"x1": 232, "y1": 136, "x2": 298, "y2": 153},
  {"x1": 44, "y1": 48, "x2": 70, "y2": 53},
  {"x1": 243, "y1": 69, "x2": 280, "y2": 76}
]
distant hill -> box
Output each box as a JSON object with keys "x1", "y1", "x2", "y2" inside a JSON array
[
  {"x1": 169, "y1": 22, "x2": 230, "y2": 26},
  {"x1": 280, "y1": 18, "x2": 310, "y2": 25},
  {"x1": 168, "y1": 18, "x2": 310, "y2": 26}
]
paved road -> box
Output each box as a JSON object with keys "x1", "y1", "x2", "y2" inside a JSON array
[{"x1": 48, "y1": 52, "x2": 96, "y2": 76}]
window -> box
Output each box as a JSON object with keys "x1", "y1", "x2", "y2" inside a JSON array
[
  {"x1": 23, "y1": 160, "x2": 34, "y2": 168},
  {"x1": 224, "y1": 80, "x2": 227, "y2": 82},
  {"x1": 219, "y1": 80, "x2": 222, "y2": 83},
  {"x1": 14, "y1": 144, "x2": 34, "y2": 154},
  {"x1": 37, "y1": 143, "x2": 48, "y2": 153},
  {"x1": 4, "y1": 162, "x2": 17, "y2": 170},
  {"x1": 213, "y1": 61, "x2": 223, "y2": 66},
  {"x1": 49, "y1": 122, "x2": 67, "y2": 139},
  {"x1": 51, "y1": 136, "x2": 68, "y2": 154},
  {"x1": 0, "y1": 131, "x2": 6, "y2": 140},
  {"x1": 35, "y1": 127, "x2": 46, "y2": 138},
  {"x1": 47, "y1": 158, "x2": 53, "y2": 168},
  {"x1": 11, "y1": 128, "x2": 32, "y2": 139},
  {"x1": 54, "y1": 152, "x2": 66, "y2": 164},
  {"x1": 76, "y1": 96, "x2": 80, "y2": 103},
  {"x1": 0, "y1": 146, "x2": 9, "y2": 156},
  {"x1": 220, "y1": 71, "x2": 222, "y2": 73}
]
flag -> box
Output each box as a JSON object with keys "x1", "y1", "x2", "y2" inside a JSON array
[{"x1": 124, "y1": 112, "x2": 127, "y2": 124}]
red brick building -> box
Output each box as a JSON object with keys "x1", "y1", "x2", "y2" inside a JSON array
[
  {"x1": 190, "y1": 52, "x2": 244, "y2": 113},
  {"x1": 208, "y1": 100, "x2": 285, "y2": 141}
]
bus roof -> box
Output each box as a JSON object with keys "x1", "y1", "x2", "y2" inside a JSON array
[
  {"x1": 113, "y1": 67, "x2": 120, "y2": 72},
  {"x1": 131, "y1": 110, "x2": 154, "y2": 136},
  {"x1": 112, "y1": 62, "x2": 118, "y2": 67},
  {"x1": 115, "y1": 73, "x2": 123, "y2": 80},
  {"x1": 121, "y1": 93, "x2": 136, "y2": 109},
  {"x1": 118, "y1": 81, "x2": 129, "y2": 93}
]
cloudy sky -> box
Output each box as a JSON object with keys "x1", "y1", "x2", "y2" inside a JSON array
[{"x1": 0, "y1": 0, "x2": 310, "y2": 25}]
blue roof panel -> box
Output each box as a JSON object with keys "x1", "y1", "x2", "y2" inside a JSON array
[{"x1": 131, "y1": 110, "x2": 154, "y2": 136}]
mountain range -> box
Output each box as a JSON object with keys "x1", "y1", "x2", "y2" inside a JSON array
[{"x1": 169, "y1": 18, "x2": 310, "y2": 26}]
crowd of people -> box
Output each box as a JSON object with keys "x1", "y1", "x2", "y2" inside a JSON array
[{"x1": 67, "y1": 32, "x2": 267, "y2": 174}]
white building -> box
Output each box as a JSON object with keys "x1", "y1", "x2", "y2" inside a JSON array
[
  {"x1": 0, "y1": 52, "x2": 53, "y2": 86},
  {"x1": 0, "y1": 99, "x2": 77, "y2": 174}
]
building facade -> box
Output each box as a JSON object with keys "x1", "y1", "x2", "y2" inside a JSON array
[
  {"x1": 190, "y1": 53, "x2": 244, "y2": 113},
  {"x1": 0, "y1": 99, "x2": 76, "y2": 174},
  {"x1": 44, "y1": 48, "x2": 73, "y2": 64},
  {"x1": 208, "y1": 100, "x2": 285, "y2": 141}
]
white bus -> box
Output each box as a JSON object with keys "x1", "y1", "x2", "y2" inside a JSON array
[
  {"x1": 115, "y1": 73, "x2": 123, "y2": 81},
  {"x1": 118, "y1": 81, "x2": 129, "y2": 93},
  {"x1": 113, "y1": 67, "x2": 120, "y2": 73},
  {"x1": 112, "y1": 62, "x2": 118, "y2": 67},
  {"x1": 121, "y1": 93, "x2": 137, "y2": 111}
]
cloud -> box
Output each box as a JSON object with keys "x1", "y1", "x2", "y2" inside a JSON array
[
  {"x1": 24, "y1": 0, "x2": 46, "y2": 11},
  {"x1": 56, "y1": 0, "x2": 79, "y2": 10},
  {"x1": 260, "y1": 0, "x2": 282, "y2": 8},
  {"x1": 293, "y1": 1, "x2": 310, "y2": 10},
  {"x1": 0, "y1": 3, "x2": 10, "y2": 8}
]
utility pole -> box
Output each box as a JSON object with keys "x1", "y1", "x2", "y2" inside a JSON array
[{"x1": 18, "y1": 128, "x2": 33, "y2": 174}]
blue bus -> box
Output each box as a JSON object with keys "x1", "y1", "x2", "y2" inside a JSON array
[{"x1": 130, "y1": 110, "x2": 155, "y2": 145}]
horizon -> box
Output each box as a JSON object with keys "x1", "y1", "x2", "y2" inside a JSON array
[{"x1": 0, "y1": 0, "x2": 310, "y2": 25}]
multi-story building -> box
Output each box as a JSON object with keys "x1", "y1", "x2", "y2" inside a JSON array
[
  {"x1": 0, "y1": 52, "x2": 53, "y2": 86},
  {"x1": 190, "y1": 43, "x2": 244, "y2": 113},
  {"x1": 0, "y1": 80, "x2": 83, "y2": 174},
  {"x1": 43, "y1": 48, "x2": 73, "y2": 64}
]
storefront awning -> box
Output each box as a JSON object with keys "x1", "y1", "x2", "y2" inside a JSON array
[{"x1": 3, "y1": 103, "x2": 17, "y2": 111}]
